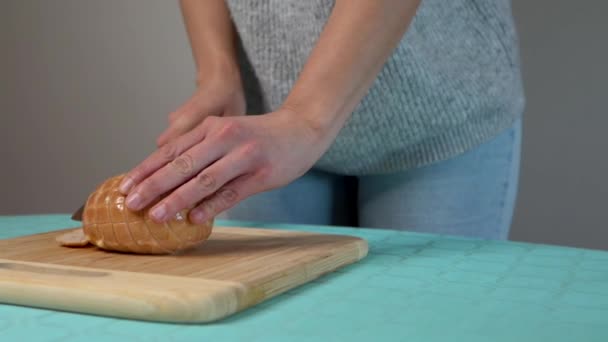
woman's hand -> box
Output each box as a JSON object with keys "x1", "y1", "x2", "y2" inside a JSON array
[
  {"x1": 156, "y1": 66, "x2": 245, "y2": 147},
  {"x1": 119, "y1": 109, "x2": 330, "y2": 224}
]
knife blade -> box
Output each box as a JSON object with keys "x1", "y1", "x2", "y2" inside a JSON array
[{"x1": 71, "y1": 203, "x2": 85, "y2": 221}]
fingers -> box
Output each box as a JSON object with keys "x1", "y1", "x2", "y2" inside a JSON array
[
  {"x1": 188, "y1": 172, "x2": 263, "y2": 224},
  {"x1": 122, "y1": 114, "x2": 270, "y2": 224},
  {"x1": 123, "y1": 136, "x2": 230, "y2": 213},
  {"x1": 119, "y1": 125, "x2": 206, "y2": 195},
  {"x1": 147, "y1": 146, "x2": 256, "y2": 222}
]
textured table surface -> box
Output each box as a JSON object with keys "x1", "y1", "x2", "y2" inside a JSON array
[{"x1": 1, "y1": 214, "x2": 607, "y2": 342}]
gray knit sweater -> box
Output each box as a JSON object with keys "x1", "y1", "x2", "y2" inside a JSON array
[{"x1": 225, "y1": 0, "x2": 525, "y2": 175}]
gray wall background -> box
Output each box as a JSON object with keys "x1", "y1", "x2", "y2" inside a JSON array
[{"x1": 2, "y1": 1, "x2": 607, "y2": 250}]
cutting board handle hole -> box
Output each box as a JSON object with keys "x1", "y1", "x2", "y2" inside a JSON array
[{"x1": 0, "y1": 262, "x2": 109, "y2": 278}]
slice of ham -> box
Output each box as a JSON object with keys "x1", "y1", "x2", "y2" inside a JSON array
[{"x1": 56, "y1": 228, "x2": 90, "y2": 247}]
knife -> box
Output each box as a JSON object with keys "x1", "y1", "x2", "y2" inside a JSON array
[{"x1": 71, "y1": 203, "x2": 85, "y2": 221}]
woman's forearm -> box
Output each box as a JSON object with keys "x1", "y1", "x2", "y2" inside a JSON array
[
  {"x1": 179, "y1": 0, "x2": 240, "y2": 84},
  {"x1": 282, "y1": 0, "x2": 420, "y2": 138}
]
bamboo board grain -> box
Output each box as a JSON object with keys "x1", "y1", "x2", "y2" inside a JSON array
[{"x1": 0, "y1": 226, "x2": 368, "y2": 323}]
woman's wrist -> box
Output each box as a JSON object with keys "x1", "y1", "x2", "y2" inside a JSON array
[
  {"x1": 278, "y1": 99, "x2": 345, "y2": 148},
  {"x1": 281, "y1": 79, "x2": 352, "y2": 147},
  {"x1": 195, "y1": 57, "x2": 242, "y2": 89}
]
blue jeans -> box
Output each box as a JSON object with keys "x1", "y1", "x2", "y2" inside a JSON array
[{"x1": 223, "y1": 118, "x2": 522, "y2": 240}]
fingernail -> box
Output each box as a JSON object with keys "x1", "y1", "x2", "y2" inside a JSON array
[
  {"x1": 126, "y1": 192, "x2": 142, "y2": 210},
  {"x1": 119, "y1": 177, "x2": 134, "y2": 194},
  {"x1": 191, "y1": 210, "x2": 206, "y2": 224},
  {"x1": 150, "y1": 203, "x2": 167, "y2": 222}
]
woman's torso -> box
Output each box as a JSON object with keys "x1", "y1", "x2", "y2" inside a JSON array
[{"x1": 226, "y1": 0, "x2": 525, "y2": 175}]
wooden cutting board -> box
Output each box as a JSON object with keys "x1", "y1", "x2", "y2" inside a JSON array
[{"x1": 0, "y1": 226, "x2": 368, "y2": 323}]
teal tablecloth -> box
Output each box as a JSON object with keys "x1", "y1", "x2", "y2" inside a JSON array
[{"x1": 1, "y1": 215, "x2": 607, "y2": 341}]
